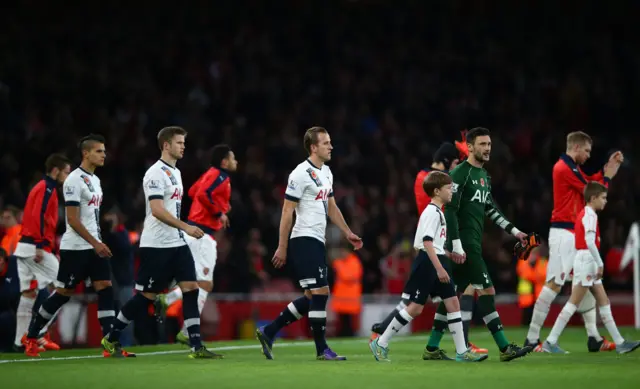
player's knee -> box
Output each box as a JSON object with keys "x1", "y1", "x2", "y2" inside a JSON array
[
  {"x1": 55, "y1": 287, "x2": 75, "y2": 297},
  {"x1": 141, "y1": 292, "x2": 157, "y2": 300},
  {"x1": 463, "y1": 285, "x2": 475, "y2": 295},
  {"x1": 304, "y1": 290, "x2": 313, "y2": 299},
  {"x1": 197, "y1": 281, "x2": 213, "y2": 293},
  {"x1": 22, "y1": 289, "x2": 37, "y2": 299},
  {"x1": 310, "y1": 286, "x2": 330, "y2": 296},
  {"x1": 443, "y1": 297, "x2": 460, "y2": 312},
  {"x1": 92, "y1": 280, "x2": 112, "y2": 291},
  {"x1": 477, "y1": 286, "x2": 495, "y2": 296},
  {"x1": 546, "y1": 280, "x2": 562, "y2": 293},
  {"x1": 179, "y1": 281, "x2": 199, "y2": 293},
  {"x1": 405, "y1": 303, "x2": 423, "y2": 317}
]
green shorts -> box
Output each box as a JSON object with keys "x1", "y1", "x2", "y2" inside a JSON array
[{"x1": 451, "y1": 248, "x2": 492, "y2": 290}]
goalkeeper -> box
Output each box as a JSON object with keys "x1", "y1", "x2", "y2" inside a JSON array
[{"x1": 422, "y1": 127, "x2": 533, "y2": 362}]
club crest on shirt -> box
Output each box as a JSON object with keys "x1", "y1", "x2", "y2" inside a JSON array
[
  {"x1": 80, "y1": 175, "x2": 95, "y2": 192},
  {"x1": 161, "y1": 166, "x2": 178, "y2": 185},
  {"x1": 306, "y1": 168, "x2": 323, "y2": 187}
]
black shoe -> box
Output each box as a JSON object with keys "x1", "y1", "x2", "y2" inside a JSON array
[
  {"x1": 524, "y1": 338, "x2": 540, "y2": 351},
  {"x1": 11, "y1": 344, "x2": 25, "y2": 353}
]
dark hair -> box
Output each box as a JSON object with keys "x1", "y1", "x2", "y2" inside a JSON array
[
  {"x1": 466, "y1": 127, "x2": 491, "y2": 145},
  {"x1": 423, "y1": 171, "x2": 453, "y2": 197},
  {"x1": 303, "y1": 127, "x2": 328, "y2": 155},
  {"x1": 433, "y1": 142, "x2": 459, "y2": 170},
  {"x1": 78, "y1": 134, "x2": 106, "y2": 153},
  {"x1": 157, "y1": 126, "x2": 187, "y2": 151},
  {"x1": 584, "y1": 181, "x2": 607, "y2": 203},
  {"x1": 2, "y1": 205, "x2": 20, "y2": 219},
  {"x1": 45, "y1": 153, "x2": 71, "y2": 173},
  {"x1": 211, "y1": 144, "x2": 232, "y2": 168}
]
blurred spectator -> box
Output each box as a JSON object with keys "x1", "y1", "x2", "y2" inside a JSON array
[
  {"x1": 330, "y1": 246, "x2": 363, "y2": 337},
  {"x1": 1, "y1": 206, "x2": 22, "y2": 255}
]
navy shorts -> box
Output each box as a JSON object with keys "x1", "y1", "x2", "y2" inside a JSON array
[
  {"x1": 289, "y1": 237, "x2": 328, "y2": 290},
  {"x1": 56, "y1": 249, "x2": 112, "y2": 289},
  {"x1": 135, "y1": 245, "x2": 196, "y2": 293},
  {"x1": 403, "y1": 252, "x2": 455, "y2": 305}
]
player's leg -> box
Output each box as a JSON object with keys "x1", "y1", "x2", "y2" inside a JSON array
[
  {"x1": 24, "y1": 250, "x2": 81, "y2": 357},
  {"x1": 543, "y1": 282, "x2": 588, "y2": 354},
  {"x1": 175, "y1": 235, "x2": 216, "y2": 344},
  {"x1": 83, "y1": 250, "x2": 117, "y2": 338},
  {"x1": 32, "y1": 252, "x2": 62, "y2": 350},
  {"x1": 460, "y1": 285, "x2": 487, "y2": 353},
  {"x1": 591, "y1": 283, "x2": 640, "y2": 354},
  {"x1": 105, "y1": 248, "x2": 168, "y2": 357},
  {"x1": 525, "y1": 228, "x2": 566, "y2": 348},
  {"x1": 435, "y1": 263, "x2": 488, "y2": 363},
  {"x1": 370, "y1": 294, "x2": 411, "y2": 340},
  {"x1": 173, "y1": 245, "x2": 222, "y2": 358},
  {"x1": 471, "y1": 252, "x2": 530, "y2": 361},
  {"x1": 14, "y1": 256, "x2": 37, "y2": 351},
  {"x1": 423, "y1": 263, "x2": 467, "y2": 359},
  {"x1": 371, "y1": 261, "x2": 428, "y2": 362}
]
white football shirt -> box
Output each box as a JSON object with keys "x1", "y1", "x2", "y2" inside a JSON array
[
  {"x1": 139, "y1": 160, "x2": 187, "y2": 248},
  {"x1": 60, "y1": 168, "x2": 103, "y2": 251},
  {"x1": 285, "y1": 159, "x2": 334, "y2": 243},
  {"x1": 414, "y1": 203, "x2": 447, "y2": 255}
]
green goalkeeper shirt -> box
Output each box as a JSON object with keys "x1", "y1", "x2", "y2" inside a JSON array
[{"x1": 445, "y1": 160, "x2": 518, "y2": 251}]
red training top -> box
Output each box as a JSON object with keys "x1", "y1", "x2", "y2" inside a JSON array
[{"x1": 187, "y1": 167, "x2": 231, "y2": 236}]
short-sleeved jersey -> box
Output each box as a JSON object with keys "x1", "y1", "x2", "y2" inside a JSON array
[
  {"x1": 60, "y1": 168, "x2": 103, "y2": 251},
  {"x1": 414, "y1": 203, "x2": 446, "y2": 255},
  {"x1": 575, "y1": 206, "x2": 600, "y2": 250},
  {"x1": 139, "y1": 160, "x2": 186, "y2": 248},
  {"x1": 284, "y1": 159, "x2": 334, "y2": 243}
]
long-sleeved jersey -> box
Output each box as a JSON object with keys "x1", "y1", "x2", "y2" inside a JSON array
[
  {"x1": 445, "y1": 161, "x2": 517, "y2": 251},
  {"x1": 18, "y1": 176, "x2": 59, "y2": 253},
  {"x1": 550, "y1": 154, "x2": 610, "y2": 230},
  {"x1": 187, "y1": 167, "x2": 231, "y2": 236}
]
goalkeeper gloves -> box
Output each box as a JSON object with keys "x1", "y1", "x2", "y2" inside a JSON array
[{"x1": 514, "y1": 232, "x2": 541, "y2": 261}]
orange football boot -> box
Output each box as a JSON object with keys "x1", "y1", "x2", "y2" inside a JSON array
[
  {"x1": 38, "y1": 333, "x2": 61, "y2": 351},
  {"x1": 469, "y1": 342, "x2": 488, "y2": 354},
  {"x1": 24, "y1": 338, "x2": 42, "y2": 357},
  {"x1": 21, "y1": 334, "x2": 45, "y2": 352}
]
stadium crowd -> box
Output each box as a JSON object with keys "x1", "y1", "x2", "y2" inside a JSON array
[{"x1": 1, "y1": 1, "x2": 638, "y2": 300}]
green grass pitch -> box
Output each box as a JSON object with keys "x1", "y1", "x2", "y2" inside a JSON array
[{"x1": 1, "y1": 327, "x2": 639, "y2": 389}]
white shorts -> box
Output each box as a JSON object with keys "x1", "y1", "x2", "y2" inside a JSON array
[
  {"x1": 546, "y1": 228, "x2": 576, "y2": 285},
  {"x1": 14, "y1": 242, "x2": 59, "y2": 292},
  {"x1": 572, "y1": 250, "x2": 603, "y2": 287},
  {"x1": 184, "y1": 234, "x2": 217, "y2": 282}
]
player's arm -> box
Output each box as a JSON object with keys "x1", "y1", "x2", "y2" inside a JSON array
[
  {"x1": 422, "y1": 211, "x2": 449, "y2": 282},
  {"x1": 144, "y1": 173, "x2": 190, "y2": 231},
  {"x1": 63, "y1": 178, "x2": 101, "y2": 248},
  {"x1": 193, "y1": 171, "x2": 229, "y2": 217},
  {"x1": 27, "y1": 185, "x2": 49, "y2": 248},
  {"x1": 327, "y1": 195, "x2": 352, "y2": 236},
  {"x1": 444, "y1": 170, "x2": 464, "y2": 254},
  {"x1": 278, "y1": 174, "x2": 305, "y2": 250},
  {"x1": 584, "y1": 214, "x2": 604, "y2": 268},
  {"x1": 484, "y1": 177, "x2": 522, "y2": 237}
]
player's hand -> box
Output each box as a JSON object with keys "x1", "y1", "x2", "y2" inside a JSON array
[
  {"x1": 436, "y1": 267, "x2": 450, "y2": 283},
  {"x1": 220, "y1": 214, "x2": 230, "y2": 229},
  {"x1": 346, "y1": 232, "x2": 363, "y2": 250},
  {"x1": 451, "y1": 252, "x2": 466, "y2": 264},
  {"x1": 93, "y1": 242, "x2": 112, "y2": 258},
  {"x1": 272, "y1": 246, "x2": 287, "y2": 269},
  {"x1": 610, "y1": 151, "x2": 624, "y2": 165},
  {"x1": 185, "y1": 225, "x2": 205, "y2": 239},
  {"x1": 515, "y1": 232, "x2": 528, "y2": 246},
  {"x1": 596, "y1": 266, "x2": 604, "y2": 280}
]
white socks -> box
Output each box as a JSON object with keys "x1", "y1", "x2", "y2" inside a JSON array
[
  {"x1": 14, "y1": 295, "x2": 35, "y2": 346},
  {"x1": 165, "y1": 288, "x2": 183, "y2": 306},
  {"x1": 527, "y1": 286, "x2": 557, "y2": 343},
  {"x1": 547, "y1": 302, "x2": 577, "y2": 344},
  {"x1": 581, "y1": 308, "x2": 602, "y2": 341},
  {"x1": 181, "y1": 288, "x2": 208, "y2": 336},
  {"x1": 447, "y1": 311, "x2": 467, "y2": 354},
  {"x1": 599, "y1": 304, "x2": 624, "y2": 345},
  {"x1": 378, "y1": 309, "x2": 413, "y2": 348}
]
